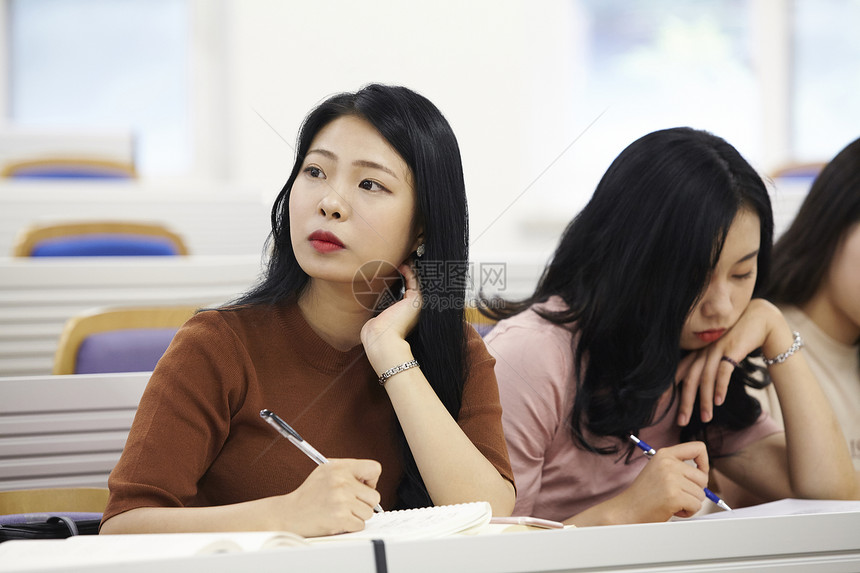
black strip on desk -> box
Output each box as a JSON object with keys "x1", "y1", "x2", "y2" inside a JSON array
[{"x1": 372, "y1": 538, "x2": 388, "y2": 573}]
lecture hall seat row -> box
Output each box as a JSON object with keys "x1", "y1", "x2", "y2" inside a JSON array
[{"x1": 0, "y1": 255, "x2": 265, "y2": 377}]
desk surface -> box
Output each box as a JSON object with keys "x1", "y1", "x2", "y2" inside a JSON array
[{"x1": 4, "y1": 509, "x2": 860, "y2": 573}]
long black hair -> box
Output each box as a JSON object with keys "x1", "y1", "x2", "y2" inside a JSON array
[
  {"x1": 483, "y1": 127, "x2": 774, "y2": 455},
  {"x1": 233, "y1": 84, "x2": 470, "y2": 507},
  {"x1": 766, "y1": 136, "x2": 860, "y2": 341}
]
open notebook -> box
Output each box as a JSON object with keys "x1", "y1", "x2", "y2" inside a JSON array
[
  {"x1": 311, "y1": 501, "x2": 493, "y2": 542},
  {"x1": 0, "y1": 502, "x2": 494, "y2": 570}
]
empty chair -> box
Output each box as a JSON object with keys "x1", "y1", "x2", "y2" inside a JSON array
[
  {"x1": 53, "y1": 305, "x2": 201, "y2": 375},
  {"x1": 0, "y1": 488, "x2": 108, "y2": 539},
  {"x1": 0, "y1": 488, "x2": 109, "y2": 515},
  {"x1": 465, "y1": 306, "x2": 497, "y2": 337},
  {"x1": 12, "y1": 220, "x2": 189, "y2": 257},
  {"x1": 0, "y1": 127, "x2": 136, "y2": 182},
  {"x1": 770, "y1": 161, "x2": 825, "y2": 180},
  {"x1": 1, "y1": 157, "x2": 136, "y2": 180}
]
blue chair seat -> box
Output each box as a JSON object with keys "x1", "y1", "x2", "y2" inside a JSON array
[
  {"x1": 76, "y1": 328, "x2": 179, "y2": 374},
  {"x1": 31, "y1": 234, "x2": 181, "y2": 257}
]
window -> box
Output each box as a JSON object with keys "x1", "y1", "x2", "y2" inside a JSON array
[
  {"x1": 522, "y1": 0, "x2": 761, "y2": 221},
  {"x1": 791, "y1": 0, "x2": 860, "y2": 161},
  {"x1": 8, "y1": 0, "x2": 189, "y2": 176}
]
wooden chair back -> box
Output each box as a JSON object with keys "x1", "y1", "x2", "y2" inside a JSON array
[
  {"x1": 12, "y1": 220, "x2": 189, "y2": 257},
  {"x1": 465, "y1": 306, "x2": 498, "y2": 337},
  {"x1": 1, "y1": 157, "x2": 136, "y2": 180},
  {"x1": 53, "y1": 304, "x2": 201, "y2": 375},
  {"x1": 0, "y1": 487, "x2": 109, "y2": 515}
]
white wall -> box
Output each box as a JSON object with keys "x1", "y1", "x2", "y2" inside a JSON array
[
  {"x1": 216, "y1": 0, "x2": 568, "y2": 262},
  {"x1": 3, "y1": 0, "x2": 809, "y2": 266},
  {"x1": 210, "y1": 0, "x2": 798, "y2": 265}
]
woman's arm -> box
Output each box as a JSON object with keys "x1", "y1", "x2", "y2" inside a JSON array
[
  {"x1": 679, "y1": 299, "x2": 856, "y2": 500},
  {"x1": 102, "y1": 459, "x2": 382, "y2": 537},
  {"x1": 360, "y1": 264, "x2": 515, "y2": 515},
  {"x1": 377, "y1": 356, "x2": 515, "y2": 514}
]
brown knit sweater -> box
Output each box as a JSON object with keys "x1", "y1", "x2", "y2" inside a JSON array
[{"x1": 103, "y1": 301, "x2": 513, "y2": 523}]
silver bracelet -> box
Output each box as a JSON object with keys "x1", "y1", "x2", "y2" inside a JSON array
[
  {"x1": 764, "y1": 331, "x2": 803, "y2": 366},
  {"x1": 378, "y1": 359, "x2": 420, "y2": 386}
]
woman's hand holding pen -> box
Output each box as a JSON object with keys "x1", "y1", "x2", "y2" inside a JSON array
[
  {"x1": 676, "y1": 298, "x2": 790, "y2": 425},
  {"x1": 585, "y1": 442, "x2": 710, "y2": 525},
  {"x1": 102, "y1": 458, "x2": 383, "y2": 537},
  {"x1": 274, "y1": 459, "x2": 382, "y2": 538}
]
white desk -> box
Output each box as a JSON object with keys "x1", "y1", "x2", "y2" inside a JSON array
[
  {"x1": 2, "y1": 373, "x2": 859, "y2": 570},
  {"x1": 0, "y1": 373, "x2": 149, "y2": 490},
  {"x1": 4, "y1": 510, "x2": 860, "y2": 573}
]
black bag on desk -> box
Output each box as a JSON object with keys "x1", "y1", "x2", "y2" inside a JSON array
[{"x1": 0, "y1": 515, "x2": 100, "y2": 542}]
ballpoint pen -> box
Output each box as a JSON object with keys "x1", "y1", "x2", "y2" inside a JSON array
[
  {"x1": 260, "y1": 409, "x2": 384, "y2": 513},
  {"x1": 629, "y1": 434, "x2": 732, "y2": 511}
]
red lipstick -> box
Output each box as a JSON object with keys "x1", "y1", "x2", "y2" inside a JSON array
[
  {"x1": 695, "y1": 329, "x2": 726, "y2": 344},
  {"x1": 308, "y1": 230, "x2": 344, "y2": 253}
]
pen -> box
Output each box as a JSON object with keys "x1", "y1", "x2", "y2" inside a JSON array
[
  {"x1": 628, "y1": 434, "x2": 731, "y2": 512},
  {"x1": 261, "y1": 408, "x2": 384, "y2": 513},
  {"x1": 489, "y1": 516, "x2": 565, "y2": 529}
]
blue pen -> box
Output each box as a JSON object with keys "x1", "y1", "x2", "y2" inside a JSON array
[{"x1": 629, "y1": 434, "x2": 732, "y2": 511}]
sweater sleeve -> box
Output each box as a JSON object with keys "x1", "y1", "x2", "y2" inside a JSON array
[
  {"x1": 483, "y1": 317, "x2": 572, "y2": 517},
  {"x1": 456, "y1": 326, "x2": 515, "y2": 488},
  {"x1": 102, "y1": 311, "x2": 250, "y2": 523}
]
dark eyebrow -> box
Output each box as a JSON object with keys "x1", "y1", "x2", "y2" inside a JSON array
[
  {"x1": 352, "y1": 159, "x2": 399, "y2": 180},
  {"x1": 306, "y1": 148, "x2": 336, "y2": 161},
  {"x1": 305, "y1": 148, "x2": 399, "y2": 180},
  {"x1": 736, "y1": 249, "x2": 759, "y2": 264}
]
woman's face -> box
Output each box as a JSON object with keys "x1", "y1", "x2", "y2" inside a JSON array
[
  {"x1": 817, "y1": 221, "x2": 860, "y2": 343},
  {"x1": 680, "y1": 208, "x2": 761, "y2": 350},
  {"x1": 289, "y1": 115, "x2": 422, "y2": 289}
]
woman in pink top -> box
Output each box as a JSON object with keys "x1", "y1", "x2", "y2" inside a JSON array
[{"x1": 483, "y1": 127, "x2": 856, "y2": 526}]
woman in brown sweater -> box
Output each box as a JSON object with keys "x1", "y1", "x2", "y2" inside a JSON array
[{"x1": 101, "y1": 84, "x2": 515, "y2": 538}]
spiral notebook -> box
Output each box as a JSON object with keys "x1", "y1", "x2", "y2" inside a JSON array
[{"x1": 310, "y1": 501, "x2": 493, "y2": 542}]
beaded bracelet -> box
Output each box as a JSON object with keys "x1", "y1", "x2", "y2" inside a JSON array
[
  {"x1": 763, "y1": 331, "x2": 803, "y2": 366},
  {"x1": 378, "y1": 359, "x2": 420, "y2": 386}
]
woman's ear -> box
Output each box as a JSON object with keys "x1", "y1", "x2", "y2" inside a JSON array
[{"x1": 411, "y1": 230, "x2": 425, "y2": 258}]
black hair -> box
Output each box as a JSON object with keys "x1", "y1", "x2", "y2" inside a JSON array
[
  {"x1": 766, "y1": 136, "x2": 860, "y2": 331},
  {"x1": 232, "y1": 84, "x2": 470, "y2": 507},
  {"x1": 482, "y1": 127, "x2": 774, "y2": 456}
]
